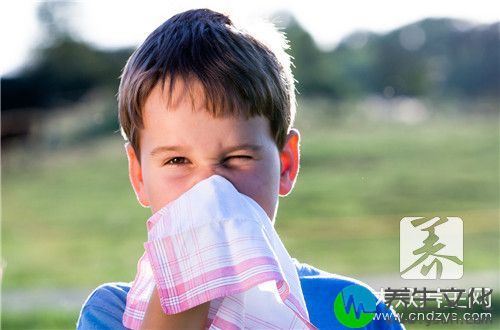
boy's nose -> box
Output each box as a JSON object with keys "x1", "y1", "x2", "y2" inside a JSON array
[{"x1": 188, "y1": 163, "x2": 231, "y2": 189}]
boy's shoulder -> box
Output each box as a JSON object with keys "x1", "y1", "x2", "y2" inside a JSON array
[
  {"x1": 77, "y1": 282, "x2": 131, "y2": 330},
  {"x1": 293, "y1": 257, "x2": 375, "y2": 291},
  {"x1": 293, "y1": 259, "x2": 403, "y2": 329},
  {"x1": 77, "y1": 260, "x2": 403, "y2": 330}
]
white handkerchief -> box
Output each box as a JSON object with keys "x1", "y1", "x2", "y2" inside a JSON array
[{"x1": 123, "y1": 175, "x2": 316, "y2": 329}]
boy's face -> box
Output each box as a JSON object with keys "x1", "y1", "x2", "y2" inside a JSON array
[{"x1": 126, "y1": 81, "x2": 300, "y2": 222}]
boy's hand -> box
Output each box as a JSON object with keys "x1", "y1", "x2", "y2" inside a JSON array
[{"x1": 140, "y1": 285, "x2": 210, "y2": 330}]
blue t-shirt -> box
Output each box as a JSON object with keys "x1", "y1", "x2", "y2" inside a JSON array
[{"x1": 77, "y1": 260, "x2": 404, "y2": 329}]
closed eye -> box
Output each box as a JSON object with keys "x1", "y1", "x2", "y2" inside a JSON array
[
  {"x1": 224, "y1": 155, "x2": 252, "y2": 161},
  {"x1": 225, "y1": 155, "x2": 253, "y2": 161}
]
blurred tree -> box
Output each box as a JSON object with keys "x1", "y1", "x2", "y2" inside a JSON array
[
  {"x1": 1, "y1": 2, "x2": 132, "y2": 145},
  {"x1": 444, "y1": 22, "x2": 499, "y2": 97},
  {"x1": 368, "y1": 19, "x2": 500, "y2": 98},
  {"x1": 2, "y1": 2, "x2": 132, "y2": 110},
  {"x1": 372, "y1": 23, "x2": 431, "y2": 96},
  {"x1": 283, "y1": 15, "x2": 338, "y2": 97},
  {"x1": 327, "y1": 31, "x2": 379, "y2": 97},
  {"x1": 281, "y1": 17, "x2": 499, "y2": 99},
  {"x1": 3, "y1": 39, "x2": 132, "y2": 110}
]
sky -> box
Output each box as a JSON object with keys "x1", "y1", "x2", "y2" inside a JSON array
[{"x1": 1, "y1": 0, "x2": 498, "y2": 76}]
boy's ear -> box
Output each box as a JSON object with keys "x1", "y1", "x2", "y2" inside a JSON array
[
  {"x1": 125, "y1": 143, "x2": 150, "y2": 207},
  {"x1": 279, "y1": 128, "x2": 300, "y2": 196}
]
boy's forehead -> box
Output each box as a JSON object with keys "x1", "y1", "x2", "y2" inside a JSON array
[{"x1": 141, "y1": 84, "x2": 272, "y2": 143}]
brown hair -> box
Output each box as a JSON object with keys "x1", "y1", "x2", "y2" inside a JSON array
[{"x1": 118, "y1": 8, "x2": 296, "y2": 158}]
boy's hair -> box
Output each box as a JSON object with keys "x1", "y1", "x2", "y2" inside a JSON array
[{"x1": 118, "y1": 8, "x2": 296, "y2": 158}]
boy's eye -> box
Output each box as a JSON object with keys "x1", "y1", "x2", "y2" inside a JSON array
[
  {"x1": 164, "y1": 157, "x2": 189, "y2": 166},
  {"x1": 224, "y1": 155, "x2": 253, "y2": 163},
  {"x1": 164, "y1": 155, "x2": 252, "y2": 166}
]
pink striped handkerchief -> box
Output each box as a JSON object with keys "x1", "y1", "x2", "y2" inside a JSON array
[{"x1": 123, "y1": 175, "x2": 316, "y2": 329}]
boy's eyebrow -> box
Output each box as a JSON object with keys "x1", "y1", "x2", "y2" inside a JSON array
[{"x1": 149, "y1": 144, "x2": 263, "y2": 157}]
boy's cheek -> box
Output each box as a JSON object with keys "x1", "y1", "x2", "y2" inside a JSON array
[
  {"x1": 145, "y1": 185, "x2": 197, "y2": 214},
  {"x1": 145, "y1": 172, "x2": 189, "y2": 213}
]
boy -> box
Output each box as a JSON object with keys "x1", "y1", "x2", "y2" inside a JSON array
[{"x1": 77, "y1": 8, "x2": 403, "y2": 329}]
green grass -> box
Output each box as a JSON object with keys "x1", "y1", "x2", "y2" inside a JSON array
[
  {"x1": 2, "y1": 310, "x2": 79, "y2": 330},
  {"x1": 2, "y1": 137, "x2": 150, "y2": 288}
]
